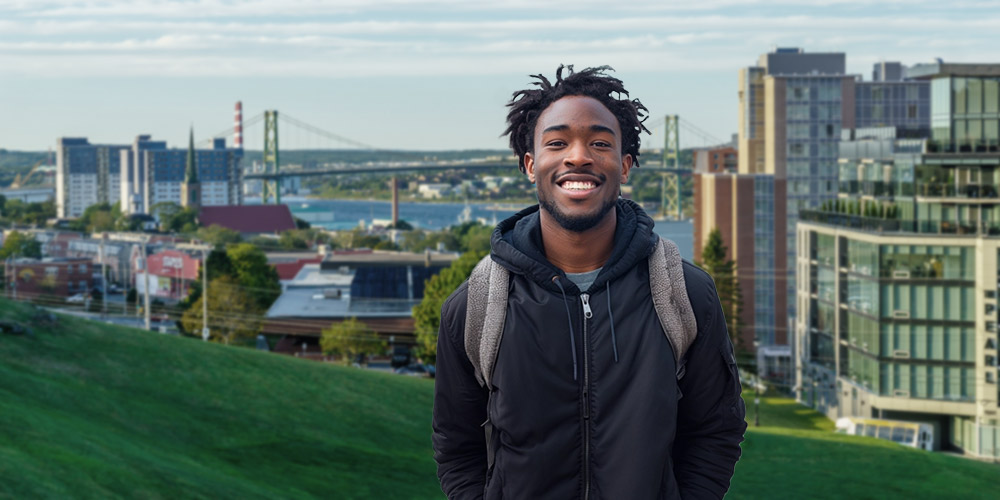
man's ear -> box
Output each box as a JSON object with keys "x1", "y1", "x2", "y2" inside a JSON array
[
  {"x1": 621, "y1": 154, "x2": 634, "y2": 184},
  {"x1": 524, "y1": 152, "x2": 536, "y2": 184}
]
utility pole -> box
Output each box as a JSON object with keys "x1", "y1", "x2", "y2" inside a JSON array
[
  {"x1": 11, "y1": 254, "x2": 17, "y2": 301},
  {"x1": 176, "y1": 242, "x2": 212, "y2": 341},
  {"x1": 141, "y1": 237, "x2": 151, "y2": 331},
  {"x1": 100, "y1": 233, "x2": 108, "y2": 320}
]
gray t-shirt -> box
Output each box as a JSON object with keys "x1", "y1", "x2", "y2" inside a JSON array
[{"x1": 565, "y1": 267, "x2": 603, "y2": 293}]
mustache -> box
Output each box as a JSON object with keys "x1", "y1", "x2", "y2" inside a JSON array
[{"x1": 553, "y1": 172, "x2": 606, "y2": 183}]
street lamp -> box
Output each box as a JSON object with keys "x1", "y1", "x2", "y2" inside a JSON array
[{"x1": 753, "y1": 337, "x2": 761, "y2": 427}]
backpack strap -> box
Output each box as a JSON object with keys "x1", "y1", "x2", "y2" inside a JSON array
[
  {"x1": 647, "y1": 237, "x2": 699, "y2": 379},
  {"x1": 464, "y1": 254, "x2": 510, "y2": 388}
]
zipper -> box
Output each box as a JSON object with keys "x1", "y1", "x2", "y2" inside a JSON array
[{"x1": 580, "y1": 293, "x2": 592, "y2": 500}]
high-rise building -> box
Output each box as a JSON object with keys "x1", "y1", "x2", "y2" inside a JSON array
[
  {"x1": 726, "y1": 48, "x2": 931, "y2": 352},
  {"x1": 56, "y1": 138, "x2": 129, "y2": 218},
  {"x1": 120, "y1": 135, "x2": 242, "y2": 215},
  {"x1": 795, "y1": 62, "x2": 1000, "y2": 460}
]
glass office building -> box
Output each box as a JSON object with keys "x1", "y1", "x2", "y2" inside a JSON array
[{"x1": 796, "y1": 64, "x2": 1000, "y2": 460}]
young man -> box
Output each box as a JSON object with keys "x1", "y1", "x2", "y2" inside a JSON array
[{"x1": 432, "y1": 66, "x2": 746, "y2": 499}]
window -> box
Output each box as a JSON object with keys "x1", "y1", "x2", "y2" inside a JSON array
[{"x1": 907, "y1": 104, "x2": 918, "y2": 120}]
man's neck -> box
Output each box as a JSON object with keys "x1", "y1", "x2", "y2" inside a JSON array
[{"x1": 538, "y1": 209, "x2": 617, "y2": 274}]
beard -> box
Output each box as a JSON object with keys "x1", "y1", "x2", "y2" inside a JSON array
[{"x1": 538, "y1": 192, "x2": 618, "y2": 233}]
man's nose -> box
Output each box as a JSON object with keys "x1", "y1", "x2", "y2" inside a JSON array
[{"x1": 563, "y1": 141, "x2": 593, "y2": 167}]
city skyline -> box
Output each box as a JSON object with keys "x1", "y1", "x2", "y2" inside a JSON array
[{"x1": 2, "y1": 0, "x2": 999, "y2": 151}]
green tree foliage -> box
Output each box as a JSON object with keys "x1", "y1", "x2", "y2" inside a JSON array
[
  {"x1": 0, "y1": 231, "x2": 41, "y2": 259},
  {"x1": 196, "y1": 225, "x2": 242, "y2": 246},
  {"x1": 697, "y1": 228, "x2": 746, "y2": 355},
  {"x1": 181, "y1": 275, "x2": 260, "y2": 345},
  {"x1": 226, "y1": 243, "x2": 281, "y2": 311},
  {"x1": 450, "y1": 221, "x2": 492, "y2": 253},
  {"x1": 278, "y1": 230, "x2": 310, "y2": 250},
  {"x1": 1, "y1": 199, "x2": 55, "y2": 226},
  {"x1": 151, "y1": 202, "x2": 199, "y2": 233},
  {"x1": 71, "y1": 202, "x2": 120, "y2": 233},
  {"x1": 320, "y1": 317, "x2": 386, "y2": 363},
  {"x1": 412, "y1": 250, "x2": 486, "y2": 364}
]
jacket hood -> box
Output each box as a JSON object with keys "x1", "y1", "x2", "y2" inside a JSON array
[{"x1": 490, "y1": 198, "x2": 658, "y2": 294}]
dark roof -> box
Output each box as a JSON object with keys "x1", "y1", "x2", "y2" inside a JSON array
[{"x1": 198, "y1": 205, "x2": 296, "y2": 234}]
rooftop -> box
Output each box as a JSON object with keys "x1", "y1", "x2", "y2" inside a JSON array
[
  {"x1": 265, "y1": 287, "x2": 415, "y2": 319},
  {"x1": 198, "y1": 205, "x2": 296, "y2": 234},
  {"x1": 906, "y1": 62, "x2": 1000, "y2": 80},
  {"x1": 320, "y1": 250, "x2": 459, "y2": 269}
]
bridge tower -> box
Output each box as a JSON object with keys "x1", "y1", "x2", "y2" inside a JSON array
[
  {"x1": 661, "y1": 115, "x2": 683, "y2": 220},
  {"x1": 262, "y1": 110, "x2": 280, "y2": 204}
]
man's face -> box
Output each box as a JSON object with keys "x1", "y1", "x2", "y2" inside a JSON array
[{"x1": 524, "y1": 95, "x2": 633, "y2": 233}]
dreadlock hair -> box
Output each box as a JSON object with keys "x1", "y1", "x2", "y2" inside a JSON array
[{"x1": 503, "y1": 65, "x2": 650, "y2": 174}]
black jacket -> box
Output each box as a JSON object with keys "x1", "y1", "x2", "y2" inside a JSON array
[{"x1": 433, "y1": 200, "x2": 746, "y2": 499}]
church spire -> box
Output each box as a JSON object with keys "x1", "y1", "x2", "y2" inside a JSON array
[
  {"x1": 185, "y1": 126, "x2": 198, "y2": 184},
  {"x1": 182, "y1": 126, "x2": 201, "y2": 208}
]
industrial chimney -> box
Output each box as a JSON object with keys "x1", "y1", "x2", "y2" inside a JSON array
[{"x1": 234, "y1": 101, "x2": 243, "y2": 149}]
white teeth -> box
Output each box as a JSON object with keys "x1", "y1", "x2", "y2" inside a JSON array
[{"x1": 562, "y1": 181, "x2": 595, "y2": 190}]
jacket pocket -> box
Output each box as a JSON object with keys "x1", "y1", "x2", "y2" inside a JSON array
[
  {"x1": 484, "y1": 419, "x2": 502, "y2": 500},
  {"x1": 718, "y1": 343, "x2": 746, "y2": 421}
]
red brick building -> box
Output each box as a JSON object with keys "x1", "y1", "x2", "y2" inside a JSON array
[
  {"x1": 4, "y1": 258, "x2": 95, "y2": 299},
  {"x1": 693, "y1": 146, "x2": 738, "y2": 174},
  {"x1": 693, "y1": 172, "x2": 788, "y2": 350}
]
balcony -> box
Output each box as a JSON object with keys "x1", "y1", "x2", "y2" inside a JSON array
[
  {"x1": 800, "y1": 209, "x2": 1000, "y2": 236},
  {"x1": 926, "y1": 139, "x2": 1000, "y2": 154},
  {"x1": 916, "y1": 183, "x2": 1000, "y2": 199}
]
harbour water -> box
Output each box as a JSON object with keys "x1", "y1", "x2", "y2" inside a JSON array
[{"x1": 284, "y1": 198, "x2": 695, "y2": 260}]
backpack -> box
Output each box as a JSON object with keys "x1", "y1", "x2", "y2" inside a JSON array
[{"x1": 464, "y1": 236, "x2": 699, "y2": 388}]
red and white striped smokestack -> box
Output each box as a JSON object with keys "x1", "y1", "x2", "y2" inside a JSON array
[{"x1": 234, "y1": 101, "x2": 243, "y2": 149}]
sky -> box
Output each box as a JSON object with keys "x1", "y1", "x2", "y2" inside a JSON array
[{"x1": 2, "y1": 0, "x2": 999, "y2": 152}]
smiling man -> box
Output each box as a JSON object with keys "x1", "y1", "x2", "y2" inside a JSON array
[{"x1": 432, "y1": 66, "x2": 746, "y2": 499}]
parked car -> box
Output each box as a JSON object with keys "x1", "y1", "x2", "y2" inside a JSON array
[
  {"x1": 66, "y1": 293, "x2": 86, "y2": 304},
  {"x1": 394, "y1": 363, "x2": 435, "y2": 378}
]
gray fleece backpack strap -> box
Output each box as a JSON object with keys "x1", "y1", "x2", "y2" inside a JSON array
[
  {"x1": 464, "y1": 254, "x2": 509, "y2": 388},
  {"x1": 648, "y1": 237, "x2": 699, "y2": 379}
]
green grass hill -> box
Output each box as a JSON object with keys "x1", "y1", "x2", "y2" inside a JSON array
[{"x1": 0, "y1": 298, "x2": 997, "y2": 499}]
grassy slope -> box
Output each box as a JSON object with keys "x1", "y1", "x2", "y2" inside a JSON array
[
  {"x1": 0, "y1": 300, "x2": 439, "y2": 499},
  {"x1": 731, "y1": 392, "x2": 998, "y2": 499},
  {"x1": 1, "y1": 298, "x2": 997, "y2": 499}
]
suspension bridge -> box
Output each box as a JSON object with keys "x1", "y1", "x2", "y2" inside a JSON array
[{"x1": 201, "y1": 104, "x2": 730, "y2": 220}]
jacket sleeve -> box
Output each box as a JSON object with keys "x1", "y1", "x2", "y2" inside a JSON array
[
  {"x1": 432, "y1": 283, "x2": 490, "y2": 500},
  {"x1": 672, "y1": 268, "x2": 747, "y2": 499}
]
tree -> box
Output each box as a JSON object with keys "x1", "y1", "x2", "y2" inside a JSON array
[
  {"x1": 2, "y1": 199, "x2": 55, "y2": 226},
  {"x1": 0, "y1": 231, "x2": 41, "y2": 259},
  {"x1": 451, "y1": 222, "x2": 492, "y2": 253},
  {"x1": 278, "y1": 230, "x2": 310, "y2": 250},
  {"x1": 196, "y1": 224, "x2": 242, "y2": 246},
  {"x1": 412, "y1": 250, "x2": 486, "y2": 364},
  {"x1": 697, "y1": 228, "x2": 746, "y2": 355},
  {"x1": 151, "y1": 202, "x2": 198, "y2": 233},
  {"x1": 320, "y1": 317, "x2": 386, "y2": 363},
  {"x1": 226, "y1": 243, "x2": 281, "y2": 310},
  {"x1": 72, "y1": 202, "x2": 118, "y2": 233},
  {"x1": 181, "y1": 275, "x2": 260, "y2": 345}
]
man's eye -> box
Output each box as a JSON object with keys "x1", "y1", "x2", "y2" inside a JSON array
[
  {"x1": 546, "y1": 141, "x2": 566, "y2": 147},
  {"x1": 593, "y1": 141, "x2": 612, "y2": 148}
]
